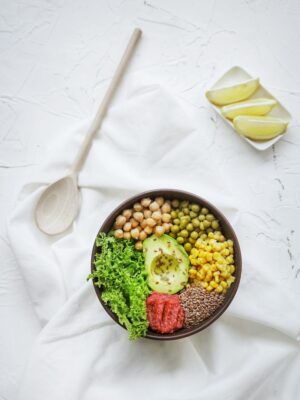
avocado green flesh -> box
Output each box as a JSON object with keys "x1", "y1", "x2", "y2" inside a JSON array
[{"x1": 143, "y1": 234, "x2": 190, "y2": 294}]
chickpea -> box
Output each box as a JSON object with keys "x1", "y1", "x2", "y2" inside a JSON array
[
  {"x1": 144, "y1": 226, "x2": 153, "y2": 235},
  {"x1": 122, "y1": 209, "x2": 132, "y2": 220},
  {"x1": 135, "y1": 241, "x2": 143, "y2": 251},
  {"x1": 141, "y1": 198, "x2": 151, "y2": 208},
  {"x1": 114, "y1": 229, "x2": 124, "y2": 239},
  {"x1": 131, "y1": 228, "x2": 140, "y2": 240},
  {"x1": 152, "y1": 210, "x2": 162, "y2": 221},
  {"x1": 144, "y1": 209, "x2": 152, "y2": 219},
  {"x1": 123, "y1": 222, "x2": 132, "y2": 232},
  {"x1": 171, "y1": 199, "x2": 180, "y2": 208},
  {"x1": 146, "y1": 218, "x2": 156, "y2": 227},
  {"x1": 161, "y1": 203, "x2": 171, "y2": 213},
  {"x1": 155, "y1": 225, "x2": 165, "y2": 237},
  {"x1": 163, "y1": 223, "x2": 171, "y2": 232},
  {"x1": 155, "y1": 197, "x2": 165, "y2": 207},
  {"x1": 149, "y1": 201, "x2": 159, "y2": 212},
  {"x1": 133, "y1": 212, "x2": 143, "y2": 222},
  {"x1": 141, "y1": 220, "x2": 147, "y2": 229},
  {"x1": 123, "y1": 232, "x2": 131, "y2": 240},
  {"x1": 115, "y1": 215, "x2": 126, "y2": 228},
  {"x1": 162, "y1": 213, "x2": 171, "y2": 223},
  {"x1": 133, "y1": 202, "x2": 143, "y2": 212},
  {"x1": 139, "y1": 231, "x2": 147, "y2": 241},
  {"x1": 129, "y1": 218, "x2": 139, "y2": 228}
]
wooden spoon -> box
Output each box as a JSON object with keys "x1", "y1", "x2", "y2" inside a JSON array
[{"x1": 35, "y1": 28, "x2": 142, "y2": 235}]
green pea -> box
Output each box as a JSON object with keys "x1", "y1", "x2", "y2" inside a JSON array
[
  {"x1": 177, "y1": 236, "x2": 184, "y2": 244},
  {"x1": 200, "y1": 233, "x2": 207, "y2": 240},
  {"x1": 203, "y1": 220, "x2": 211, "y2": 228},
  {"x1": 180, "y1": 230, "x2": 189, "y2": 238},
  {"x1": 201, "y1": 207, "x2": 209, "y2": 215},
  {"x1": 192, "y1": 218, "x2": 200, "y2": 228},
  {"x1": 190, "y1": 231, "x2": 198, "y2": 240},
  {"x1": 171, "y1": 211, "x2": 177, "y2": 219},
  {"x1": 171, "y1": 199, "x2": 180, "y2": 208},
  {"x1": 212, "y1": 220, "x2": 219, "y2": 229},
  {"x1": 206, "y1": 214, "x2": 214, "y2": 221},
  {"x1": 189, "y1": 237, "x2": 196, "y2": 244},
  {"x1": 169, "y1": 232, "x2": 176, "y2": 238},
  {"x1": 181, "y1": 215, "x2": 190, "y2": 222},
  {"x1": 180, "y1": 219, "x2": 188, "y2": 228},
  {"x1": 199, "y1": 222, "x2": 205, "y2": 230},
  {"x1": 184, "y1": 243, "x2": 192, "y2": 252},
  {"x1": 206, "y1": 228, "x2": 213, "y2": 233},
  {"x1": 189, "y1": 211, "x2": 197, "y2": 218},
  {"x1": 187, "y1": 223, "x2": 194, "y2": 232},
  {"x1": 191, "y1": 204, "x2": 200, "y2": 213},
  {"x1": 178, "y1": 211, "x2": 184, "y2": 218},
  {"x1": 171, "y1": 225, "x2": 179, "y2": 234},
  {"x1": 198, "y1": 215, "x2": 205, "y2": 221},
  {"x1": 173, "y1": 218, "x2": 180, "y2": 225},
  {"x1": 180, "y1": 200, "x2": 189, "y2": 208},
  {"x1": 183, "y1": 207, "x2": 190, "y2": 215}
]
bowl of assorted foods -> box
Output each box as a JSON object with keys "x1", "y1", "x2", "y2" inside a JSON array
[{"x1": 89, "y1": 189, "x2": 242, "y2": 340}]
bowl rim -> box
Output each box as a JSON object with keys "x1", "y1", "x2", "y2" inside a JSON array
[{"x1": 91, "y1": 189, "x2": 242, "y2": 340}]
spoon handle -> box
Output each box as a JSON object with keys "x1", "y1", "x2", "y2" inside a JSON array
[{"x1": 71, "y1": 28, "x2": 142, "y2": 174}]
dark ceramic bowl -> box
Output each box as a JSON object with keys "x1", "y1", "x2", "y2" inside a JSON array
[{"x1": 91, "y1": 189, "x2": 242, "y2": 340}]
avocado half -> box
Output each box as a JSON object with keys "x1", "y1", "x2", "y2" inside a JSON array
[{"x1": 143, "y1": 234, "x2": 190, "y2": 294}]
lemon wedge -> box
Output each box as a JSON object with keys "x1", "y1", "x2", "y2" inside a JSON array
[
  {"x1": 221, "y1": 98, "x2": 276, "y2": 120},
  {"x1": 233, "y1": 116, "x2": 288, "y2": 141},
  {"x1": 206, "y1": 78, "x2": 259, "y2": 106}
]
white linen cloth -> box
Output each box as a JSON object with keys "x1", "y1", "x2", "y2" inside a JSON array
[{"x1": 7, "y1": 84, "x2": 300, "y2": 400}]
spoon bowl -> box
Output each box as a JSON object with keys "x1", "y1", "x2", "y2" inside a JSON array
[{"x1": 35, "y1": 174, "x2": 80, "y2": 235}]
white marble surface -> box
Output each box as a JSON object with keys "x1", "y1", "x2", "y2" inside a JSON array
[{"x1": 1, "y1": 0, "x2": 300, "y2": 398}]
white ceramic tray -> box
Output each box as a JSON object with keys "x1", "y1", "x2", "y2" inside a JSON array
[{"x1": 206, "y1": 66, "x2": 292, "y2": 151}]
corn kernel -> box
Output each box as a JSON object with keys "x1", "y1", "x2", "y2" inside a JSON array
[
  {"x1": 206, "y1": 285, "x2": 213, "y2": 292},
  {"x1": 226, "y1": 255, "x2": 234, "y2": 264},
  {"x1": 208, "y1": 232, "x2": 214, "y2": 238},
  {"x1": 221, "y1": 249, "x2": 230, "y2": 256},
  {"x1": 211, "y1": 281, "x2": 218, "y2": 289},
  {"x1": 221, "y1": 281, "x2": 228, "y2": 288},
  {"x1": 214, "y1": 276, "x2": 220, "y2": 283},
  {"x1": 191, "y1": 258, "x2": 198, "y2": 266},
  {"x1": 201, "y1": 282, "x2": 208, "y2": 288},
  {"x1": 221, "y1": 272, "x2": 230, "y2": 278},
  {"x1": 200, "y1": 272, "x2": 206, "y2": 280},
  {"x1": 206, "y1": 253, "x2": 213, "y2": 261},
  {"x1": 191, "y1": 248, "x2": 198, "y2": 256},
  {"x1": 216, "y1": 285, "x2": 223, "y2": 293},
  {"x1": 230, "y1": 265, "x2": 235, "y2": 273}
]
